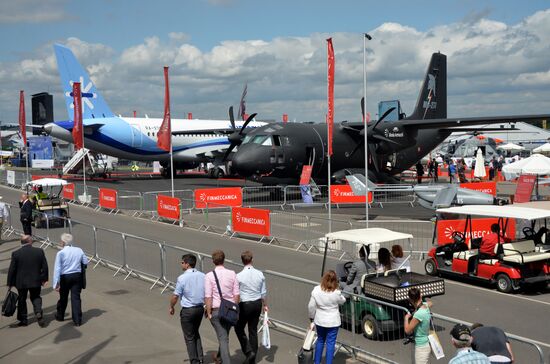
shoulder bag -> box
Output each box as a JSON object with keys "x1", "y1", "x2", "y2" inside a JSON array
[{"x1": 213, "y1": 270, "x2": 239, "y2": 326}]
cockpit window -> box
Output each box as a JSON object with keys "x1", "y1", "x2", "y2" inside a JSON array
[
  {"x1": 273, "y1": 135, "x2": 281, "y2": 146},
  {"x1": 252, "y1": 135, "x2": 268, "y2": 144},
  {"x1": 261, "y1": 137, "x2": 272, "y2": 146},
  {"x1": 243, "y1": 135, "x2": 252, "y2": 144}
]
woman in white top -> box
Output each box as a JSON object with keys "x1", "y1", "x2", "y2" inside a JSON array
[
  {"x1": 308, "y1": 270, "x2": 346, "y2": 364},
  {"x1": 391, "y1": 244, "x2": 411, "y2": 272}
]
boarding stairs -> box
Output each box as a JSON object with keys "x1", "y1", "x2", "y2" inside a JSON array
[{"x1": 63, "y1": 148, "x2": 95, "y2": 175}]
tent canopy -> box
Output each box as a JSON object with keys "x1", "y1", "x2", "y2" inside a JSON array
[
  {"x1": 325, "y1": 228, "x2": 413, "y2": 244},
  {"x1": 533, "y1": 143, "x2": 550, "y2": 153},
  {"x1": 502, "y1": 153, "x2": 550, "y2": 175},
  {"x1": 497, "y1": 142, "x2": 525, "y2": 151}
]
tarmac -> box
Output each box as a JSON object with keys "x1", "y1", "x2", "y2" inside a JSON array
[{"x1": 0, "y1": 236, "x2": 355, "y2": 364}]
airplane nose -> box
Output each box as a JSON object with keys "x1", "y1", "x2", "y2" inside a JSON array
[{"x1": 231, "y1": 151, "x2": 254, "y2": 177}]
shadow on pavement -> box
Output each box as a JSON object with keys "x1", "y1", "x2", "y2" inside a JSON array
[{"x1": 62, "y1": 335, "x2": 116, "y2": 364}]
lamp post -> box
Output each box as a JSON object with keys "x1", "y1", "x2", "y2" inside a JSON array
[{"x1": 363, "y1": 33, "x2": 372, "y2": 228}]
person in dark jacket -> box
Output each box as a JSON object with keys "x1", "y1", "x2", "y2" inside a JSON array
[
  {"x1": 415, "y1": 162, "x2": 424, "y2": 184},
  {"x1": 7, "y1": 235, "x2": 49, "y2": 326},
  {"x1": 19, "y1": 194, "x2": 33, "y2": 235}
]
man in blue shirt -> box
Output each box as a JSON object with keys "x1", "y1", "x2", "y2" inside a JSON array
[
  {"x1": 235, "y1": 250, "x2": 268, "y2": 364},
  {"x1": 449, "y1": 324, "x2": 490, "y2": 364},
  {"x1": 170, "y1": 254, "x2": 205, "y2": 364},
  {"x1": 53, "y1": 233, "x2": 89, "y2": 326}
]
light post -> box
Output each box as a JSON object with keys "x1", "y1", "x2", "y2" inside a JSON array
[{"x1": 363, "y1": 33, "x2": 372, "y2": 227}]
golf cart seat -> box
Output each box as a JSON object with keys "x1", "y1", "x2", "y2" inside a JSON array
[
  {"x1": 479, "y1": 258, "x2": 499, "y2": 265},
  {"x1": 37, "y1": 198, "x2": 61, "y2": 207},
  {"x1": 501, "y1": 240, "x2": 550, "y2": 263},
  {"x1": 453, "y1": 249, "x2": 478, "y2": 260},
  {"x1": 536, "y1": 244, "x2": 550, "y2": 253}
]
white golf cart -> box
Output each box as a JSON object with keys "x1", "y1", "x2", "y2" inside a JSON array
[{"x1": 26, "y1": 178, "x2": 70, "y2": 228}]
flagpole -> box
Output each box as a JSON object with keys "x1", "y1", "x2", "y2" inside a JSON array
[
  {"x1": 363, "y1": 33, "x2": 371, "y2": 228},
  {"x1": 327, "y1": 114, "x2": 332, "y2": 234},
  {"x1": 170, "y1": 137, "x2": 174, "y2": 197}
]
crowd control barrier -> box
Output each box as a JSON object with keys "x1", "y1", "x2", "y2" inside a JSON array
[{"x1": 2, "y1": 202, "x2": 548, "y2": 364}]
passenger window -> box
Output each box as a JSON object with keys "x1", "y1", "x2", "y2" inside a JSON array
[{"x1": 273, "y1": 135, "x2": 281, "y2": 146}]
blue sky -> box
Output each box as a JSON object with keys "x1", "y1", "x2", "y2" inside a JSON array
[{"x1": 1, "y1": 0, "x2": 549, "y2": 123}]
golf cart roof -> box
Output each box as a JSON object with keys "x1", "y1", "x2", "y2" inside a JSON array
[
  {"x1": 437, "y1": 205, "x2": 550, "y2": 220},
  {"x1": 26, "y1": 178, "x2": 68, "y2": 187},
  {"x1": 325, "y1": 228, "x2": 413, "y2": 244}
]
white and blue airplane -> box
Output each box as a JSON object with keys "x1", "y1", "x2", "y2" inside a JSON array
[{"x1": 44, "y1": 44, "x2": 265, "y2": 176}]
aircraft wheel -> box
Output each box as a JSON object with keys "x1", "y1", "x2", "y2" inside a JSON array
[
  {"x1": 424, "y1": 259, "x2": 437, "y2": 276},
  {"x1": 213, "y1": 168, "x2": 225, "y2": 179},
  {"x1": 496, "y1": 273, "x2": 513, "y2": 293},
  {"x1": 361, "y1": 314, "x2": 380, "y2": 340}
]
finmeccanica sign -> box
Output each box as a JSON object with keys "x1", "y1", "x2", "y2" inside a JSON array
[
  {"x1": 157, "y1": 195, "x2": 180, "y2": 220},
  {"x1": 194, "y1": 187, "x2": 242, "y2": 208},
  {"x1": 232, "y1": 207, "x2": 270, "y2": 236}
]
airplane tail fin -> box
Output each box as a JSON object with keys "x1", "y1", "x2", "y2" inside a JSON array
[
  {"x1": 408, "y1": 53, "x2": 446, "y2": 120},
  {"x1": 54, "y1": 44, "x2": 114, "y2": 120}
]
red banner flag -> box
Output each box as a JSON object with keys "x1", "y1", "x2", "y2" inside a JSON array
[
  {"x1": 18, "y1": 90, "x2": 27, "y2": 147},
  {"x1": 72, "y1": 82, "x2": 83, "y2": 150},
  {"x1": 187, "y1": 112, "x2": 192, "y2": 119},
  {"x1": 326, "y1": 38, "x2": 335, "y2": 156},
  {"x1": 282, "y1": 114, "x2": 288, "y2": 123},
  {"x1": 157, "y1": 67, "x2": 172, "y2": 151}
]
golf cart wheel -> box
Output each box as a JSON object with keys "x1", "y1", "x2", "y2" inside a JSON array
[
  {"x1": 33, "y1": 215, "x2": 41, "y2": 229},
  {"x1": 496, "y1": 273, "x2": 513, "y2": 293},
  {"x1": 424, "y1": 259, "x2": 437, "y2": 276},
  {"x1": 361, "y1": 314, "x2": 380, "y2": 340}
]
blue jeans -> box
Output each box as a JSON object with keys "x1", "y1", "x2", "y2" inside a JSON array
[{"x1": 314, "y1": 325, "x2": 339, "y2": 364}]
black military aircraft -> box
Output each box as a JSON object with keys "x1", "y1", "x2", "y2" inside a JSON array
[{"x1": 229, "y1": 52, "x2": 550, "y2": 184}]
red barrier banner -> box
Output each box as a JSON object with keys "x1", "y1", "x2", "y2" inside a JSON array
[
  {"x1": 194, "y1": 187, "x2": 242, "y2": 208},
  {"x1": 459, "y1": 181, "x2": 496, "y2": 196},
  {"x1": 99, "y1": 188, "x2": 117, "y2": 209},
  {"x1": 232, "y1": 207, "x2": 270, "y2": 236},
  {"x1": 514, "y1": 174, "x2": 536, "y2": 203},
  {"x1": 330, "y1": 185, "x2": 373, "y2": 204},
  {"x1": 299, "y1": 165, "x2": 313, "y2": 185},
  {"x1": 63, "y1": 183, "x2": 75, "y2": 200},
  {"x1": 437, "y1": 218, "x2": 516, "y2": 245},
  {"x1": 31, "y1": 175, "x2": 42, "y2": 180},
  {"x1": 157, "y1": 194, "x2": 180, "y2": 220}
]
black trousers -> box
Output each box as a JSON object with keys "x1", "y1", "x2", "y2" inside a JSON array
[
  {"x1": 21, "y1": 219, "x2": 32, "y2": 235},
  {"x1": 57, "y1": 272, "x2": 83, "y2": 324},
  {"x1": 180, "y1": 306, "x2": 204, "y2": 364},
  {"x1": 235, "y1": 299, "x2": 262, "y2": 358},
  {"x1": 17, "y1": 287, "x2": 42, "y2": 323}
]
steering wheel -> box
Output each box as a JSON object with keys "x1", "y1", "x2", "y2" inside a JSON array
[
  {"x1": 451, "y1": 231, "x2": 466, "y2": 245},
  {"x1": 523, "y1": 227, "x2": 535, "y2": 238},
  {"x1": 343, "y1": 261, "x2": 353, "y2": 276}
]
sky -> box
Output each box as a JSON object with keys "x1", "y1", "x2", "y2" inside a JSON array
[{"x1": 0, "y1": 0, "x2": 549, "y2": 124}]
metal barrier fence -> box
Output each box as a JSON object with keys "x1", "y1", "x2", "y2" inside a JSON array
[{"x1": 2, "y1": 203, "x2": 547, "y2": 364}]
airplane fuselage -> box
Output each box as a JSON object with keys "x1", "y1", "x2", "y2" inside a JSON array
[{"x1": 46, "y1": 116, "x2": 264, "y2": 165}]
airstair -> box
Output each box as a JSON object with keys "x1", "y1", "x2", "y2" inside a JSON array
[{"x1": 63, "y1": 148, "x2": 95, "y2": 175}]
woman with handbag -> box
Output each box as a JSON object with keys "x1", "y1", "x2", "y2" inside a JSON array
[
  {"x1": 404, "y1": 287, "x2": 433, "y2": 364},
  {"x1": 307, "y1": 270, "x2": 346, "y2": 364}
]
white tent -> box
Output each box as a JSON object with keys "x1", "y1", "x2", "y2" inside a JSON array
[
  {"x1": 502, "y1": 153, "x2": 550, "y2": 175},
  {"x1": 497, "y1": 142, "x2": 525, "y2": 151},
  {"x1": 533, "y1": 143, "x2": 550, "y2": 154},
  {"x1": 473, "y1": 148, "x2": 486, "y2": 178}
]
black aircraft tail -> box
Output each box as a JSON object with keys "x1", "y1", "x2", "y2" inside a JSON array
[{"x1": 408, "y1": 52, "x2": 447, "y2": 120}]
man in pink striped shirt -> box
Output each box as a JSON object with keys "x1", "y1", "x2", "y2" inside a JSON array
[{"x1": 205, "y1": 250, "x2": 240, "y2": 364}]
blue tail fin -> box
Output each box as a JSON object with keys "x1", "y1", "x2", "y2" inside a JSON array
[{"x1": 54, "y1": 44, "x2": 114, "y2": 120}]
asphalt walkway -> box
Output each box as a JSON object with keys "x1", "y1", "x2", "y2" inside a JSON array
[{"x1": 0, "y1": 236, "x2": 318, "y2": 364}]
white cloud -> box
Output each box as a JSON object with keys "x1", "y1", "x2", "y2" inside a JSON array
[{"x1": 1, "y1": 9, "x2": 550, "y2": 125}]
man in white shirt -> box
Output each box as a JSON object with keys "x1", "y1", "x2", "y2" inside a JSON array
[
  {"x1": 235, "y1": 250, "x2": 267, "y2": 364},
  {"x1": 0, "y1": 196, "x2": 9, "y2": 242}
]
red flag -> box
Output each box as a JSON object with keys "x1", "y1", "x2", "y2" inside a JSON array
[
  {"x1": 72, "y1": 82, "x2": 83, "y2": 150},
  {"x1": 18, "y1": 90, "x2": 27, "y2": 147},
  {"x1": 133, "y1": 110, "x2": 137, "y2": 117},
  {"x1": 282, "y1": 114, "x2": 288, "y2": 123},
  {"x1": 327, "y1": 38, "x2": 335, "y2": 156},
  {"x1": 157, "y1": 67, "x2": 172, "y2": 151},
  {"x1": 187, "y1": 112, "x2": 192, "y2": 120}
]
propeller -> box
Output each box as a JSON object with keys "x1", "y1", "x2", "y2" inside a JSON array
[
  {"x1": 349, "y1": 106, "x2": 397, "y2": 158},
  {"x1": 222, "y1": 106, "x2": 257, "y2": 161}
]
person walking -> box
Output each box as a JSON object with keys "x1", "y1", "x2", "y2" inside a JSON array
[
  {"x1": 416, "y1": 161, "x2": 424, "y2": 184},
  {"x1": 52, "y1": 233, "x2": 89, "y2": 326},
  {"x1": 433, "y1": 158, "x2": 439, "y2": 182},
  {"x1": 308, "y1": 270, "x2": 346, "y2": 364},
  {"x1": 205, "y1": 250, "x2": 240, "y2": 364},
  {"x1": 0, "y1": 196, "x2": 9, "y2": 242},
  {"x1": 448, "y1": 324, "x2": 490, "y2": 363},
  {"x1": 235, "y1": 251, "x2": 268, "y2": 364},
  {"x1": 7, "y1": 235, "x2": 49, "y2": 327},
  {"x1": 170, "y1": 254, "x2": 205, "y2": 364},
  {"x1": 19, "y1": 193, "x2": 33, "y2": 235},
  {"x1": 404, "y1": 287, "x2": 432, "y2": 364},
  {"x1": 448, "y1": 160, "x2": 457, "y2": 184}
]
